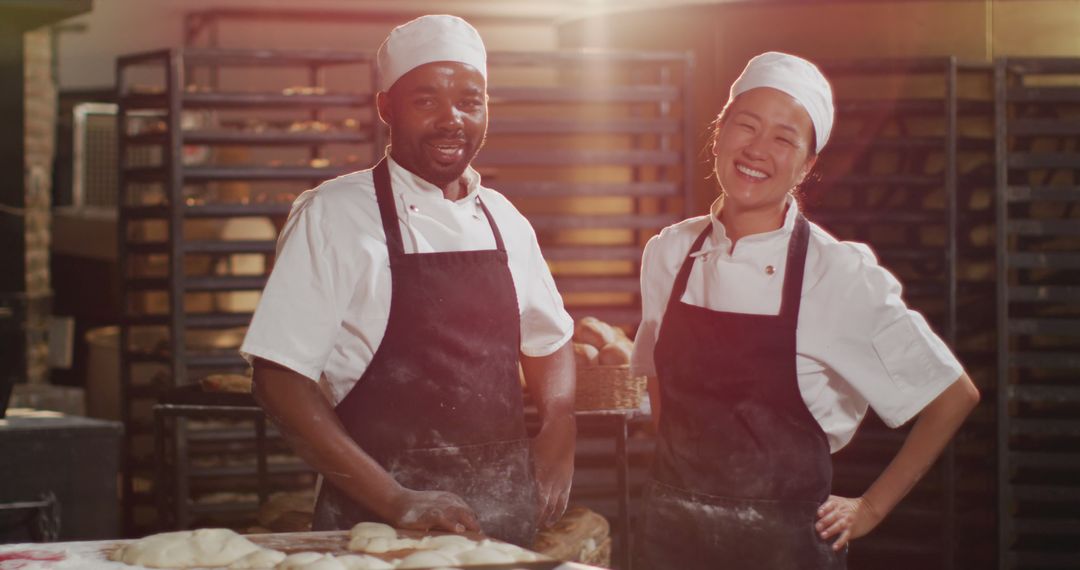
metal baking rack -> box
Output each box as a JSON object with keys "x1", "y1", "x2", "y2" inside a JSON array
[
  {"x1": 805, "y1": 57, "x2": 997, "y2": 570},
  {"x1": 115, "y1": 47, "x2": 378, "y2": 535},
  {"x1": 115, "y1": 43, "x2": 694, "y2": 543},
  {"x1": 994, "y1": 56, "x2": 1080, "y2": 570},
  {"x1": 482, "y1": 50, "x2": 696, "y2": 329}
]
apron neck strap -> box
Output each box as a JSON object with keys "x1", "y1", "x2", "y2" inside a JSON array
[
  {"x1": 779, "y1": 214, "x2": 810, "y2": 321},
  {"x1": 477, "y1": 196, "x2": 507, "y2": 252},
  {"x1": 373, "y1": 158, "x2": 507, "y2": 255},
  {"x1": 373, "y1": 158, "x2": 405, "y2": 256},
  {"x1": 665, "y1": 212, "x2": 811, "y2": 322},
  {"x1": 664, "y1": 222, "x2": 713, "y2": 318}
]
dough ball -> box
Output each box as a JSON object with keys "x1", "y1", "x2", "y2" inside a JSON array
[
  {"x1": 349, "y1": 522, "x2": 396, "y2": 540},
  {"x1": 355, "y1": 536, "x2": 418, "y2": 554},
  {"x1": 227, "y1": 548, "x2": 286, "y2": 568},
  {"x1": 277, "y1": 552, "x2": 344, "y2": 570},
  {"x1": 111, "y1": 528, "x2": 260, "y2": 568},
  {"x1": 573, "y1": 343, "x2": 599, "y2": 368},
  {"x1": 456, "y1": 546, "x2": 516, "y2": 565},
  {"x1": 335, "y1": 554, "x2": 395, "y2": 570},
  {"x1": 348, "y1": 522, "x2": 415, "y2": 553},
  {"x1": 598, "y1": 339, "x2": 633, "y2": 366},
  {"x1": 396, "y1": 550, "x2": 459, "y2": 569},
  {"x1": 574, "y1": 317, "x2": 617, "y2": 349}
]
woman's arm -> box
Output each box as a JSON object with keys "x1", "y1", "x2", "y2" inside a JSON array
[{"x1": 815, "y1": 372, "x2": 980, "y2": 550}]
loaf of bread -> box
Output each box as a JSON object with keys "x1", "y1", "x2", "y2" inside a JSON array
[
  {"x1": 573, "y1": 343, "x2": 599, "y2": 367},
  {"x1": 256, "y1": 490, "x2": 314, "y2": 532},
  {"x1": 597, "y1": 339, "x2": 633, "y2": 366},
  {"x1": 199, "y1": 373, "x2": 252, "y2": 394},
  {"x1": 533, "y1": 506, "x2": 611, "y2": 562},
  {"x1": 573, "y1": 317, "x2": 618, "y2": 349}
]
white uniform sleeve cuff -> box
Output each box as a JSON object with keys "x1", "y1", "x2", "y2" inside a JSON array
[
  {"x1": 239, "y1": 345, "x2": 324, "y2": 383},
  {"x1": 520, "y1": 325, "x2": 574, "y2": 358},
  {"x1": 878, "y1": 361, "x2": 964, "y2": 428}
]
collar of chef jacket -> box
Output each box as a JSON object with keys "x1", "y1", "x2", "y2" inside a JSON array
[{"x1": 692, "y1": 193, "x2": 800, "y2": 259}]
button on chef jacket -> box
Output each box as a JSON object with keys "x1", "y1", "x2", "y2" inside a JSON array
[
  {"x1": 241, "y1": 156, "x2": 574, "y2": 406},
  {"x1": 631, "y1": 195, "x2": 964, "y2": 452}
]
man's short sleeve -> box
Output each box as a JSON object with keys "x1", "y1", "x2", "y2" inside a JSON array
[
  {"x1": 240, "y1": 191, "x2": 355, "y2": 381},
  {"x1": 515, "y1": 221, "x2": 574, "y2": 358}
]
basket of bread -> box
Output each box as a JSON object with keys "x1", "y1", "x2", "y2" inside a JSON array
[{"x1": 573, "y1": 316, "x2": 647, "y2": 411}]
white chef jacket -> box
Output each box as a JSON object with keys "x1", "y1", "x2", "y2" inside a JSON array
[
  {"x1": 241, "y1": 156, "x2": 574, "y2": 406},
  {"x1": 631, "y1": 195, "x2": 964, "y2": 452}
]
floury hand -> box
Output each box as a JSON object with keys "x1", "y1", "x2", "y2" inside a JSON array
[{"x1": 388, "y1": 488, "x2": 482, "y2": 534}]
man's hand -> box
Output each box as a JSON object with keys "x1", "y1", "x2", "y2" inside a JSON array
[
  {"x1": 387, "y1": 488, "x2": 481, "y2": 534},
  {"x1": 815, "y1": 495, "x2": 883, "y2": 551},
  {"x1": 532, "y1": 415, "x2": 575, "y2": 527},
  {"x1": 521, "y1": 341, "x2": 577, "y2": 529}
]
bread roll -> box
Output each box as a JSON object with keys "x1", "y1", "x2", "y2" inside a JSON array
[
  {"x1": 573, "y1": 343, "x2": 600, "y2": 368},
  {"x1": 574, "y1": 317, "x2": 617, "y2": 349},
  {"x1": 199, "y1": 373, "x2": 252, "y2": 394},
  {"x1": 598, "y1": 339, "x2": 633, "y2": 366},
  {"x1": 533, "y1": 506, "x2": 610, "y2": 562}
]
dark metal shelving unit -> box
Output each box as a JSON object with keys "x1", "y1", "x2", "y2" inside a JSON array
[
  {"x1": 805, "y1": 57, "x2": 997, "y2": 570},
  {"x1": 995, "y1": 56, "x2": 1080, "y2": 570},
  {"x1": 481, "y1": 50, "x2": 696, "y2": 329},
  {"x1": 115, "y1": 47, "x2": 377, "y2": 535},
  {"x1": 115, "y1": 41, "x2": 695, "y2": 549}
]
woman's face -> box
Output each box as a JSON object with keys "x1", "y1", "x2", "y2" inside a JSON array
[{"x1": 712, "y1": 87, "x2": 817, "y2": 214}]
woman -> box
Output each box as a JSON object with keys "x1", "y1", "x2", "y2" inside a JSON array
[{"x1": 631, "y1": 52, "x2": 980, "y2": 569}]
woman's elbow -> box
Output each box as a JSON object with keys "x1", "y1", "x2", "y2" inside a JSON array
[{"x1": 955, "y1": 373, "x2": 981, "y2": 415}]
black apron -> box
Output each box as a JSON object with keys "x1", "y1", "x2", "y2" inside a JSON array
[
  {"x1": 638, "y1": 214, "x2": 846, "y2": 569},
  {"x1": 311, "y1": 159, "x2": 539, "y2": 547}
]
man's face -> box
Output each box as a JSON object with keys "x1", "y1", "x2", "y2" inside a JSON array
[{"x1": 378, "y1": 61, "x2": 488, "y2": 191}]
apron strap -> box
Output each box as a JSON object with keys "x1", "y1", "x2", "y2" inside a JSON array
[
  {"x1": 477, "y1": 196, "x2": 507, "y2": 253},
  {"x1": 664, "y1": 212, "x2": 811, "y2": 322},
  {"x1": 664, "y1": 223, "x2": 713, "y2": 318},
  {"x1": 778, "y1": 214, "x2": 810, "y2": 322},
  {"x1": 373, "y1": 158, "x2": 405, "y2": 257}
]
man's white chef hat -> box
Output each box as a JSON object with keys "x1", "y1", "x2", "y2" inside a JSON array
[
  {"x1": 728, "y1": 51, "x2": 835, "y2": 153},
  {"x1": 377, "y1": 15, "x2": 487, "y2": 92}
]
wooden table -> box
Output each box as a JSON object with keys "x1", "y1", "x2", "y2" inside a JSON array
[{"x1": 153, "y1": 402, "x2": 644, "y2": 569}]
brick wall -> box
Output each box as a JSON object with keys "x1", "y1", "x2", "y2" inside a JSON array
[{"x1": 23, "y1": 27, "x2": 55, "y2": 385}]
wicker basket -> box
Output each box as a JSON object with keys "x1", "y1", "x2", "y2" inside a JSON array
[{"x1": 575, "y1": 364, "x2": 647, "y2": 411}]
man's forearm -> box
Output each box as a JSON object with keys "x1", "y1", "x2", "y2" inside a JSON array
[
  {"x1": 251, "y1": 358, "x2": 403, "y2": 519},
  {"x1": 522, "y1": 341, "x2": 576, "y2": 427},
  {"x1": 521, "y1": 340, "x2": 577, "y2": 525}
]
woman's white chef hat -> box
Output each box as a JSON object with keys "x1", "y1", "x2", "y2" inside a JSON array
[
  {"x1": 377, "y1": 15, "x2": 487, "y2": 92},
  {"x1": 728, "y1": 52, "x2": 835, "y2": 153}
]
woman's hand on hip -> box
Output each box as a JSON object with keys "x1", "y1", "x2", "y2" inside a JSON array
[{"x1": 815, "y1": 495, "x2": 883, "y2": 550}]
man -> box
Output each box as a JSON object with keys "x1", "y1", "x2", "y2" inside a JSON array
[{"x1": 240, "y1": 15, "x2": 576, "y2": 547}]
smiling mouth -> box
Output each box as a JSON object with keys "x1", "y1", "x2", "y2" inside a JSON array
[
  {"x1": 735, "y1": 162, "x2": 769, "y2": 180},
  {"x1": 426, "y1": 140, "x2": 466, "y2": 165}
]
